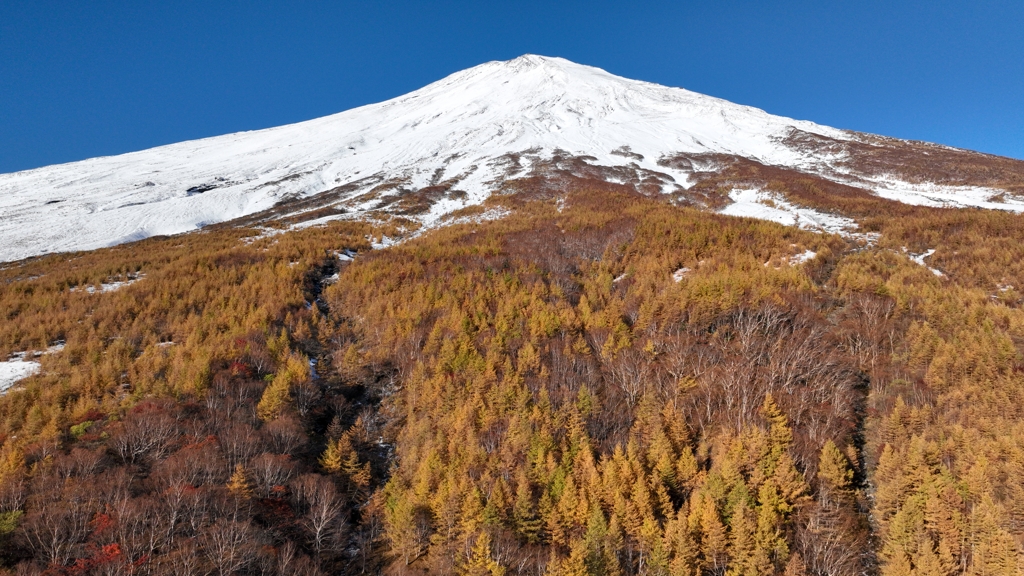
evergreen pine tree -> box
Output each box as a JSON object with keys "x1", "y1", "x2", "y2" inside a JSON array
[{"x1": 514, "y1": 478, "x2": 543, "y2": 544}]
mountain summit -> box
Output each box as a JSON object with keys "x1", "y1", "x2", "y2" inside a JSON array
[{"x1": 2, "y1": 54, "x2": 1023, "y2": 262}]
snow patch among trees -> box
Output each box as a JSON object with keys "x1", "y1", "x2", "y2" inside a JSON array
[{"x1": 718, "y1": 189, "x2": 856, "y2": 235}]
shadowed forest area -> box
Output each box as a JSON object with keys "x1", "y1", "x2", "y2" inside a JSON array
[{"x1": 2, "y1": 181, "x2": 1024, "y2": 575}]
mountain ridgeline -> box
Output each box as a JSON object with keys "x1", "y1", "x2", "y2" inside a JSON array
[{"x1": 2, "y1": 56, "x2": 1024, "y2": 575}]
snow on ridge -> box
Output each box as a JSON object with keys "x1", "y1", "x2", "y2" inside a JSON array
[{"x1": 789, "y1": 249, "x2": 818, "y2": 265}]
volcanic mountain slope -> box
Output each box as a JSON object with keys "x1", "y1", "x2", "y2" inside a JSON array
[
  {"x1": 2, "y1": 54, "x2": 1024, "y2": 263},
  {"x1": 8, "y1": 56, "x2": 1024, "y2": 576}
]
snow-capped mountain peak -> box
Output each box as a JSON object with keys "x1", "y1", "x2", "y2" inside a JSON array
[{"x1": 2, "y1": 55, "x2": 1022, "y2": 263}]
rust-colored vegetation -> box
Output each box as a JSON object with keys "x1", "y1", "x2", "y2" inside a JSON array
[{"x1": 1, "y1": 179, "x2": 1024, "y2": 575}]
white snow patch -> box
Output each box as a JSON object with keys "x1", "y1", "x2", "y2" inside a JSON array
[
  {"x1": 0, "y1": 357, "x2": 40, "y2": 393},
  {"x1": 440, "y1": 207, "x2": 511, "y2": 228},
  {"x1": 289, "y1": 212, "x2": 355, "y2": 231},
  {"x1": 71, "y1": 273, "x2": 145, "y2": 294},
  {"x1": 0, "y1": 344, "x2": 63, "y2": 393},
  {"x1": 370, "y1": 235, "x2": 399, "y2": 250},
  {"x1": 850, "y1": 176, "x2": 1024, "y2": 212},
  {"x1": 789, "y1": 249, "x2": 817, "y2": 265},
  {"x1": 905, "y1": 248, "x2": 944, "y2": 277},
  {"x1": 240, "y1": 226, "x2": 289, "y2": 244},
  {"x1": 719, "y1": 189, "x2": 857, "y2": 235},
  {"x1": 672, "y1": 268, "x2": 692, "y2": 282}
]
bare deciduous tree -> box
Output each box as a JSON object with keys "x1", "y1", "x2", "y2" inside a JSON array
[
  {"x1": 264, "y1": 415, "x2": 306, "y2": 456},
  {"x1": 607, "y1": 347, "x2": 655, "y2": 408},
  {"x1": 20, "y1": 483, "x2": 94, "y2": 567},
  {"x1": 200, "y1": 518, "x2": 259, "y2": 576},
  {"x1": 291, "y1": 474, "x2": 347, "y2": 558},
  {"x1": 219, "y1": 423, "x2": 261, "y2": 471},
  {"x1": 249, "y1": 453, "x2": 296, "y2": 498},
  {"x1": 110, "y1": 402, "x2": 178, "y2": 464},
  {"x1": 154, "y1": 537, "x2": 204, "y2": 576}
]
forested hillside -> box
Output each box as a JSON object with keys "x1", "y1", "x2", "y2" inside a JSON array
[{"x1": 2, "y1": 179, "x2": 1024, "y2": 575}]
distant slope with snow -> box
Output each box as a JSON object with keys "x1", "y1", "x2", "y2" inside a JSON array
[{"x1": 3, "y1": 55, "x2": 1023, "y2": 262}]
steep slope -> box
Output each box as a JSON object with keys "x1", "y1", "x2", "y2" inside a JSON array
[{"x1": 2, "y1": 54, "x2": 1023, "y2": 263}]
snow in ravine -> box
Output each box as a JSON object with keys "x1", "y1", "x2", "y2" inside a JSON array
[{"x1": 0, "y1": 55, "x2": 1017, "y2": 262}]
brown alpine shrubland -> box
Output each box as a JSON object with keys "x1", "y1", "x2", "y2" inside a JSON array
[{"x1": 1, "y1": 178, "x2": 1024, "y2": 575}]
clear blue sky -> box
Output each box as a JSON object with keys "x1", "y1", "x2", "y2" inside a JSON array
[{"x1": 2, "y1": 1, "x2": 1023, "y2": 173}]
